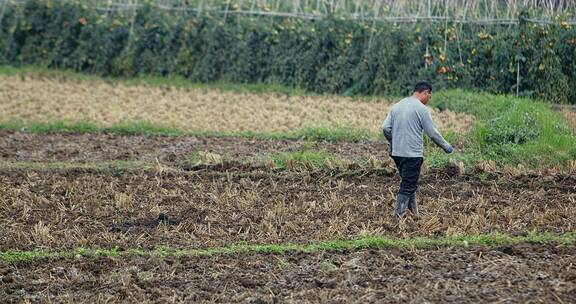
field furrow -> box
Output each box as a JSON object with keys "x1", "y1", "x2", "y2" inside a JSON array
[
  {"x1": 0, "y1": 133, "x2": 390, "y2": 163},
  {"x1": 1, "y1": 167, "x2": 574, "y2": 251},
  {"x1": 1, "y1": 245, "x2": 574, "y2": 303}
]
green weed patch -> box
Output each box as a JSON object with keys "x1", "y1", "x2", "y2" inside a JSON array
[
  {"x1": 0, "y1": 120, "x2": 373, "y2": 142},
  {"x1": 1, "y1": 232, "x2": 573, "y2": 264},
  {"x1": 429, "y1": 90, "x2": 576, "y2": 167}
]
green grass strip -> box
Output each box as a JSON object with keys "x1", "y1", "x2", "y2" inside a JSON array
[
  {"x1": 0, "y1": 120, "x2": 373, "y2": 142},
  {"x1": 1, "y1": 232, "x2": 574, "y2": 264}
]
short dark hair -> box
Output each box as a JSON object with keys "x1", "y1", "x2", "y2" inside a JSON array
[{"x1": 414, "y1": 81, "x2": 432, "y2": 93}]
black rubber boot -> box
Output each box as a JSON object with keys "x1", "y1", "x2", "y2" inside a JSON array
[
  {"x1": 408, "y1": 192, "x2": 419, "y2": 218},
  {"x1": 393, "y1": 193, "x2": 410, "y2": 218}
]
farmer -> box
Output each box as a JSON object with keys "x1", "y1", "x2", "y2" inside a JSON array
[{"x1": 381, "y1": 81, "x2": 453, "y2": 218}]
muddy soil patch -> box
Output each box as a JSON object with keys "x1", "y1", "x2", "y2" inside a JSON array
[
  {"x1": 1, "y1": 244, "x2": 574, "y2": 303},
  {"x1": 1, "y1": 168, "x2": 574, "y2": 251},
  {"x1": 0, "y1": 132, "x2": 471, "y2": 164}
]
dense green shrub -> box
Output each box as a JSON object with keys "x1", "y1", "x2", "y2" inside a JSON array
[
  {"x1": 1, "y1": 0, "x2": 575, "y2": 103},
  {"x1": 434, "y1": 90, "x2": 576, "y2": 165}
]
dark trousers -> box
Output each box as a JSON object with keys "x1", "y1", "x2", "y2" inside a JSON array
[{"x1": 392, "y1": 156, "x2": 424, "y2": 196}]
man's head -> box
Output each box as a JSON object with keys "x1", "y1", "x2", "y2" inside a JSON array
[{"x1": 412, "y1": 81, "x2": 433, "y2": 105}]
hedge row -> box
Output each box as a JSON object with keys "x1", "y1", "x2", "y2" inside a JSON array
[{"x1": 1, "y1": 1, "x2": 575, "y2": 102}]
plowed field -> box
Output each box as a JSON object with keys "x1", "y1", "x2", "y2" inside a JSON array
[{"x1": 1, "y1": 133, "x2": 575, "y2": 303}]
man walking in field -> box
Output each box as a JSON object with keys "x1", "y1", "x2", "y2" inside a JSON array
[{"x1": 381, "y1": 81, "x2": 453, "y2": 218}]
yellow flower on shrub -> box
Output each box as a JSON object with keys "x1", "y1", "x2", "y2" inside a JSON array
[
  {"x1": 539, "y1": 63, "x2": 546, "y2": 71},
  {"x1": 477, "y1": 31, "x2": 491, "y2": 40},
  {"x1": 345, "y1": 33, "x2": 353, "y2": 44},
  {"x1": 538, "y1": 29, "x2": 548, "y2": 37}
]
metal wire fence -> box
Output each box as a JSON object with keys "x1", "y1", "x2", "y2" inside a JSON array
[{"x1": 1, "y1": 0, "x2": 576, "y2": 24}]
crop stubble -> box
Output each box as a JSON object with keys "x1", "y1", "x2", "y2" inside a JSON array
[
  {"x1": 1, "y1": 165, "x2": 574, "y2": 251},
  {"x1": 0, "y1": 75, "x2": 474, "y2": 134}
]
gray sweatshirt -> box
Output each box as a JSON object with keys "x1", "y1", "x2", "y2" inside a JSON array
[{"x1": 381, "y1": 97, "x2": 452, "y2": 158}]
